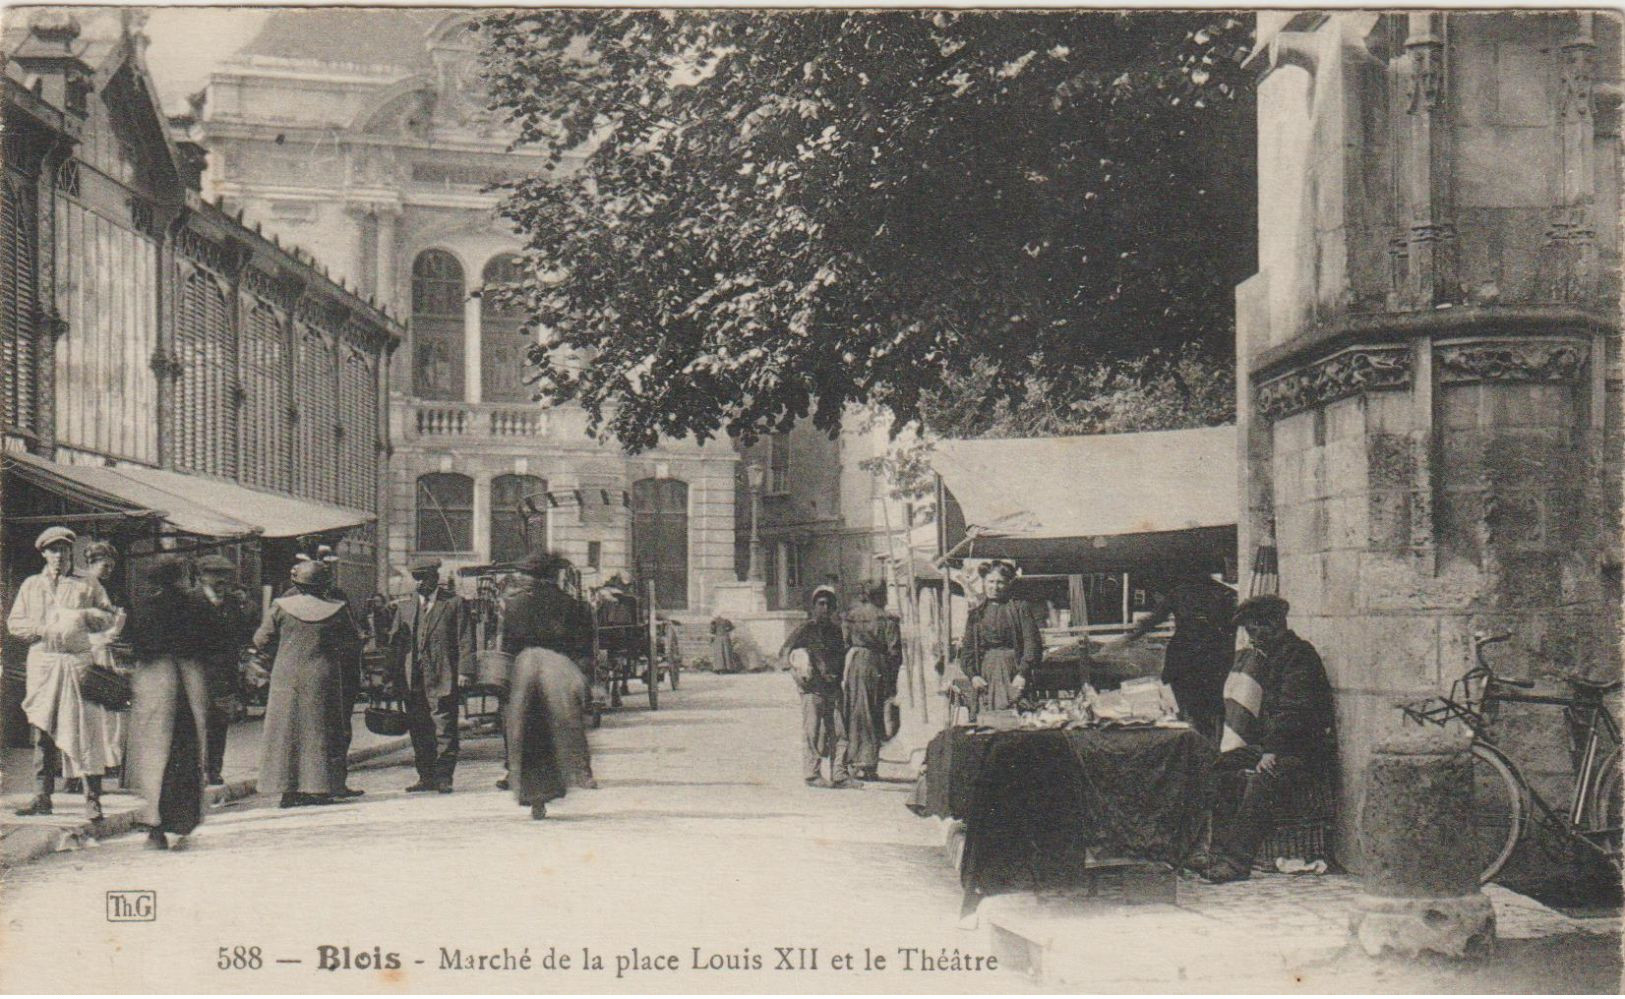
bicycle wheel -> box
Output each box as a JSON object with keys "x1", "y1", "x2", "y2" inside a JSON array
[
  {"x1": 1585, "y1": 746, "x2": 1622, "y2": 869},
  {"x1": 1468, "y1": 742, "x2": 1526, "y2": 885}
]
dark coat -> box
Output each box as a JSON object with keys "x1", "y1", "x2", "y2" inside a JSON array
[
  {"x1": 253, "y1": 593, "x2": 361, "y2": 794},
  {"x1": 193, "y1": 590, "x2": 260, "y2": 697},
  {"x1": 125, "y1": 582, "x2": 210, "y2": 833},
  {"x1": 386, "y1": 589, "x2": 475, "y2": 700},
  {"x1": 782, "y1": 617, "x2": 846, "y2": 695},
  {"x1": 500, "y1": 578, "x2": 593, "y2": 661},
  {"x1": 1255, "y1": 629, "x2": 1335, "y2": 758}
]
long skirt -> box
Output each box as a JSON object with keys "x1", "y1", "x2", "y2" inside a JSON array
[
  {"x1": 259, "y1": 652, "x2": 345, "y2": 795},
  {"x1": 23, "y1": 650, "x2": 117, "y2": 777},
  {"x1": 980, "y1": 648, "x2": 1021, "y2": 711},
  {"x1": 126, "y1": 656, "x2": 209, "y2": 834},
  {"x1": 710, "y1": 630, "x2": 742, "y2": 673},
  {"x1": 507, "y1": 648, "x2": 594, "y2": 808},
  {"x1": 843, "y1": 647, "x2": 887, "y2": 771}
]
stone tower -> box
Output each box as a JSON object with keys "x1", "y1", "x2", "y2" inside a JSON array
[{"x1": 1237, "y1": 11, "x2": 1621, "y2": 869}]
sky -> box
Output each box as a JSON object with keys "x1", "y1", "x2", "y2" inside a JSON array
[{"x1": 142, "y1": 7, "x2": 268, "y2": 112}]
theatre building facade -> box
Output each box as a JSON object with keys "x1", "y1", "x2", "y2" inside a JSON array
[
  {"x1": 1, "y1": 11, "x2": 401, "y2": 744},
  {"x1": 190, "y1": 8, "x2": 738, "y2": 615}
]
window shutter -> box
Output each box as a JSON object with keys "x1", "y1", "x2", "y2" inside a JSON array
[
  {"x1": 242, "y1": 301, "x2": 288, "y2": 490},
  {"x1": 0, "y1": 177, "x2": 38, "y2": 435}
]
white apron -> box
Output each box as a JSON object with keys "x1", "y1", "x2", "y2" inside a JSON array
[{"x1": 13, "y1": 579, "x2": 119, "y2": 777}]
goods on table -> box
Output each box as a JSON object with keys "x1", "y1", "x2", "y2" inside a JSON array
[{"x1": 1009, "y1": 676, "x2": 1184, "y2": 730}]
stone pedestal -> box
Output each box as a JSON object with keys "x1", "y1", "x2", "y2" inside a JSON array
[{"x1": 1349, "y1": 731, "x2": 1495, "y2": 958}]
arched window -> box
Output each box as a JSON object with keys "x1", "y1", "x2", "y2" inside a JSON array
[
  {"x1": 481, "y1": 254, "x2": 531, "y2": 403},
  {"x1": 415, "y1": 472, "x2": 473, "y2": 553},
  {"x1": 411, "y1": 249, "x2": 464, "y2": 400},
  {"x1": 631, "y1": 478, "x2": 689, "y2": 609},
  {"x1": 491, "y1": 473, "x2": 546, "y2": 565}
]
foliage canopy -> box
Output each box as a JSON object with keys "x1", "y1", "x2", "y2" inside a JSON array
[{"x1": 481, "y1": 10, "x2": 1254, "y2": 451}]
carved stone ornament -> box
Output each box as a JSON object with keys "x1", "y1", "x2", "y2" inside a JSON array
[
  {"x1": 1255, "y1": 346, "x2": 1413, "y2": 421},
  {"x1": 1407, "y1": 39, "x2": 1445, "y2": 114},
  {"x1": 1436, "y1": 339, "x2": 1589, "y2": 385}
]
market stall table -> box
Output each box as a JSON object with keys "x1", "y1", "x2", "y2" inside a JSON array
[{"x1": 909, "y1": 722, "x2": 1216, "y2": 901}]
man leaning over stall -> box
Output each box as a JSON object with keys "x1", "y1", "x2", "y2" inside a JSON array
[{"x1": 1198, "y1": 595, "x2": 1335, "y2": 883}]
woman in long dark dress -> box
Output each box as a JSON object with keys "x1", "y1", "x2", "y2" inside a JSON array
[
  {"x1": 125, "y1": 556, "x2": 211, "y2": 850},
  {"x1": 961, "y1": 560, "x2": 1040, "y2": 711},
  {"x1": 502, "y1": 551, "x2": 596, "y2": 820},
  {"x1": 253, "y1": 560, "x2": 360, "y2": 808}
]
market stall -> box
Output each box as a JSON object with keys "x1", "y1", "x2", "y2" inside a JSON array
[{"x1": 912, "y1": 426, "x2": 1239, "y2": 902}]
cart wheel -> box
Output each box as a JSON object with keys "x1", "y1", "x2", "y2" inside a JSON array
[
  {"x1": 669, "y1": 660, "x2": 680, "y2": 691},
  {"x1": 647, "y1": 663, "x2": 659, "y2": 710}
]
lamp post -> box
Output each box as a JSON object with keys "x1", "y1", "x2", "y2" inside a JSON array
[{"x1": 746, "y1": 461, "x2": 765, "y2": 583}]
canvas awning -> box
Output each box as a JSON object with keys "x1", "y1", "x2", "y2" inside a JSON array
[
  {"x1": 928, "y1": 426, "x2": 1238, "y2": 575},
  {"x1": 3, "y1": 452, "x2": 374, "y2": 540}
]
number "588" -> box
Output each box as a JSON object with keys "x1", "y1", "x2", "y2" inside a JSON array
[{"x1": 218, "y1": 945, "x2": 262, "y2": 970}]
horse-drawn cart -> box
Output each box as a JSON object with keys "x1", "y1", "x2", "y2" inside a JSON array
[{"x1": 589, "y1": 578, "x2": 679, "y2": 716}]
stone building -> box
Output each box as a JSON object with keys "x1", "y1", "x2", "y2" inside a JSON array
[
  {"x1": 1, "y1": 9, "x2": 400, "y2": 743},
  {"x1": 191, "y1": 8, "x2": 737, "y2": 615},
  {"x1": 1238, "y1": 11, "x2": 1622, "y2": 868}
]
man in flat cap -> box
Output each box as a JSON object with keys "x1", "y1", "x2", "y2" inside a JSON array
[
  {"x1": 1200, "y1": 595, "x2": 1336, "y2": 883},
  {"x1": 385, "y1": 557, "x2": 475, "y2": 793},
  {"x1": 7, "y1": 527, "x2": 118, "y2": 818},
  {"x1": 193, "y1": 554, "x2": 260, "y2": 785}
]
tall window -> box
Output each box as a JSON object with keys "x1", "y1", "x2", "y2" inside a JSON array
[
  {"x1": 240, "y1": 301, "x2": 289, "y2": 491},
  {"x1": 490, "y1": 473, "x2": 546, "y2": 565},
  {"x1": 337, "y1": 348, "x2": 377, "y2": 511},
  {"x1": 411, "y1": 249, "x2": 464, "y2": 400},
  {"x1": 292, "y1": 325, "x2": 337, "y2": 503},
  {"x1": 175, "y1": 269, "x2": 236, "y2": 476},
  {"x1": 1, "y1": 175, "x2": 39, "y2": 436},
  {"x1": 481, "y1": 255, "x2": 531, "y2": 403},
  {"x1": 416, "y1": 472, "x2": 473, "y2": 553},
  {"x1": 631, "y1": 478, "x2": 689, "y2": 609},
  {"x1": 768, "y1": 431, "x2": 791, "y2": 494}
]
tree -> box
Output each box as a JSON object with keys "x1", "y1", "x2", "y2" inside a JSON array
[
  {"x1": 480, "y1": 10, "x2": 1254, "y2": 452},
  {"x1": 919, "y1": 344, "x2": 1234, "y2": 439}
]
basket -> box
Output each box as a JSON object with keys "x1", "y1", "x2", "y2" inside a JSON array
[
  {"x1": 364, "y1": 705, "x2": 411, "y2": 736},
  {"x1": 474, "y1": 649, "x2": 513, "y2": 692},
  {"x1": 80, "y1": 663, "x2": 132, "y2": 711}
]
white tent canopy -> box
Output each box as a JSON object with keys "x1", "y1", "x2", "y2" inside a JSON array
[{"x1": 927, "y1": 425, "x2": 1238, "y2": 575}]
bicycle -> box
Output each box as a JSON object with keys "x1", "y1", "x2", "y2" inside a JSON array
[{"x1": 1401, "y1": 632, "x2": 1622, "y2": 885}]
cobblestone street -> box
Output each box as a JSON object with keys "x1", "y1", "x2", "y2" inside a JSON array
[{"x1": 4, "y1": 672, "x2": 1617, "y2": 993}]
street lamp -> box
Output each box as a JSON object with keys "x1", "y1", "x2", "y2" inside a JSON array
[{"x1": 746, "y1": 461, "x2": 766, "y2": 583}]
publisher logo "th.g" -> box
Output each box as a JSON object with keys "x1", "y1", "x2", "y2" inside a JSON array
[{"x1": 106, "y1": 890, "x2": 156, "y2": 922}]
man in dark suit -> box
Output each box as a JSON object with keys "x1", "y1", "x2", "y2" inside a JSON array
[{"x1": 387, "y1": 558, "x2": 475, "y2": 793}]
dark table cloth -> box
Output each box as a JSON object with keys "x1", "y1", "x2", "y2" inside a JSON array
[{"x1": 908, "y1": 725, "x2": 1216, "y2": 896}]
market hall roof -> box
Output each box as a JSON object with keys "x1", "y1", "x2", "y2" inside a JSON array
[
  {"x1": 3, "y1": 452, "x2": 376, "y2": 540},
  {"x1": 927, "y1": 425, "x2": 1238, "y2": 574}
]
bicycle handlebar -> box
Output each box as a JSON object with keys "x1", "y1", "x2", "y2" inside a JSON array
[{"x1": 1470, "y1": 631, "x2": 1535, "y2": 688}]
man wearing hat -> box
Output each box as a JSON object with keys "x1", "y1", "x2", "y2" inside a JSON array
[
  {"x1": 7, "y1": 526, "x2": 118, "y2": 818},
  {"x1": 193, "y1": 554, "x2": 260, "y2": 785},
  {"x1": 1200, "y1": 595, "x2": 1335, "y2": 883},
  {"x1": 781, "y1": 584, "x2": 858, "y2": 788},
  {"x1": 385, "y1": 557, "x2": 475, "y2": 793}
]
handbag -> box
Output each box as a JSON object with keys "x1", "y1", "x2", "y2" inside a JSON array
[
  {"x1": 80, "y1": 662, "x2": 132, "y2": 712},
  {"x1": 364, "y1": 704, "x2": 410, "y2": 736}
]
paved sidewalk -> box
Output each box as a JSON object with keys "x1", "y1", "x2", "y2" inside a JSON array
[
  {"x1": 1, "y1": 710, "x2": 412, "y2": 867},
  {"x1": 976, "y1": 871, "x2": 1620, "y2": 989}
]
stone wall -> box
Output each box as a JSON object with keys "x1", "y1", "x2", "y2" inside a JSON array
[{"x1": 1241, "y1": 11, "x2": 1622, "y2": 872}]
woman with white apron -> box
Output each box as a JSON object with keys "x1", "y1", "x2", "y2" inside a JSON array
[{"x1": 7, "y1": 527, "x2": 119, "y2": 821}]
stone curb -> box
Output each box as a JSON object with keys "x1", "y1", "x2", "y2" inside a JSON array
[{"x1": 0, "y1": 733, "x2": 414, "y2": 870}]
